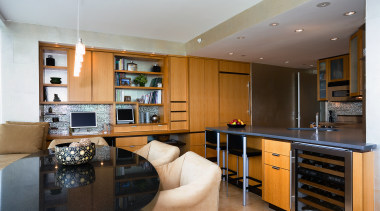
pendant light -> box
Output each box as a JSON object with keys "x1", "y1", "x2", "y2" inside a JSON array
[{"x1": 74, "y1": 0, "x2": 85, "y2": 77}]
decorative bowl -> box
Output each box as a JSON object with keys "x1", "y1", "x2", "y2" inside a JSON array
[
  {"x1": 50, "y1": 77, "x2": 62, "y2": 84},
  {"x1": 227, "y1": 124, "x2": 246, "y2": 128},
  {"x1": 56, "y1": 163, "x2": 95, "y2": 188},
  {"x1": 55, "y1": 143, "x2": 96, "y2": 165}
]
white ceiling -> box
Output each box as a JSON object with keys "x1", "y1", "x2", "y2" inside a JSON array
[
  {"x1": 0, "y1": 0, "x2": 365, "y2": 69},
  {"x1": 0, "y1": 0, "x2": 262, "y2": 43},
  {"x1": 190, "y1": 0, "x2": 365, "y2": 69}
]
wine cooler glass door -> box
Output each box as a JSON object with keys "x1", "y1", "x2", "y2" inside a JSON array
[{"x1": 291, "y1": 143, "x2": 352, "y2": 211}]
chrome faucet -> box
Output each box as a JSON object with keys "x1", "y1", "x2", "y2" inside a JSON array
[{"x1": 315, "y1": 112, "x2": 319, "y2": 128}]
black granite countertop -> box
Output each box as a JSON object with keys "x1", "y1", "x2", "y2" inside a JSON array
[{"x1": 206, "y1": 126, "x2": 376, "y2": 152}]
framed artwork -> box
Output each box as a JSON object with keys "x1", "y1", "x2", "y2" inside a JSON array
[
  {"x1": 120, "y1": 77, "x2": 131, "y2": 86},
  {"x1": 127, "y1": 62, "x2": 137, "y2": 71},
  {"x1": 124, "y1": 96, "x2": 131, "y2": 102}
]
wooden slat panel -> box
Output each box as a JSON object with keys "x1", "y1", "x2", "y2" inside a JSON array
[
  {"x1": 263, "y1": 139, "x2": 291, "y2": 156},
  {"x1": 299, "y1": 153, "x2": 344, "y2": 166},
  {"x1": 299, "y1": 188, "x2": 344, "y2": 207},
  {"x1": 189, "y1": 58, "x2": 205, "y2": 132},
  {"x1": 92, "y1": 52, "x2": 113, "y2": 101},
  {"x1": 169, "y1": 56, "x2": 188, "y2": 101},
  {"x1": 68, "y1": 50, "x2": 92, "y2": 101},
  {"x1": 299, "y1": 163, "x2": 344, "y2": 177},
  {"x1": 299, "y1": 198, "x2": 334, "y2": 211},
  {"x1": 204, "y1": 59, "x2": 219, "y2": 128},
  {"x1": 299, "y1": 179, "x2": 344, "y2": 197},
  {"x1": 116, "y1": 136, "x2": 148, "y2": 146}
]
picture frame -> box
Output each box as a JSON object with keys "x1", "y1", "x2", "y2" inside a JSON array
[
  {"x1": 124, "y1": 96, "x2": 131, "y2": 102},
  {"x1": 127, "y1": 62, "x2": 137, "y2": 71},
  {"x1": 120, "y1": 77, "x2": 131, "y2": 86}
]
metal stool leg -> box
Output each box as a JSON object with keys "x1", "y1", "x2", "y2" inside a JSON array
[
  {"x1": 204, "y1": 131, "x2": 207, "y2": 158},
  {"x1": 222, "y1": 150, "x2": 226, "y2": 181},
  {"x1": 246, "y1": 157, "x2": 249, "y2": 192},
  {"x1": 236, "y1": 156, "x2": 239, "y2": 185},
  {"x1": 226, "y1": 134, "x2": 229, "y2": 196},
  {"x1": 242, "y1": 135, "x2": 247, "y2": 206}
]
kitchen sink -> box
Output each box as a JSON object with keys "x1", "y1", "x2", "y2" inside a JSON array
[{"x1": 287, "y1": 127, "x2": 339, "y2": 132}]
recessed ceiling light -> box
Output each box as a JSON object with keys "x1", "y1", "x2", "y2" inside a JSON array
[
  {"x1": 285, "y1": 61, "x2": 289, "y2": 64},
  {"x1": 259, "y1": 57, "x2": 264, "y2": 60},
  {"x1": 295, "y1": 29, "x2": 304, "y2": 33},
  {"x1": 269, "y1": 23, "x2": 279, "y2": 26},
  {"x1": 237, "y1": 36, "x2": 245, "y2": 39},
  {"x1": 317, "y1": 2, "x2": 330, "y2": 7},
  {"x1": 309, "y1": 64, "x2": 314, "y2": 67},
  {"x1": 344, "y1": 11, "x2": 356, "y2": 16},
  {"x1": 330, "y1": 37, "x2": 339, "y2": 41},
  {"x1": 197, "y1": 38, "x2": 202, "y2": 43},
  {"x1": 229, "y1": 52, "x2": 234, "y2": 55}
]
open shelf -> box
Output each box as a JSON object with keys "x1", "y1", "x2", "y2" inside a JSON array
[
  {"x1": 114, "y1": 70, "x2": 163, "y2": 75},
  {"x1": 40, "y1": 101, "x2": 114, "y2": 105},
  {"x1": 298, "y1": 163, "x2": 344, "y2": 177},
  {"x1": 115, "y1": 86, "x2": 163, "y2": 90},
  {"x1": 43, "y1": 84, "x2": 67, "y2": 87},
  {"x1": 299, "y1": 197, "x2": 334, "y2": 211},
  {"x1": 299, "y1": 154, "x2": 344, "y2": 166},
  {"x1": 299, "y1": 188, "x2": 344, "y2": 208},
  {"x1": 298, "y1": 179, "x2": 344, "y2": 196},
  {"x1": 44, "y1": 65, "x2": 67, "y2": 69}
]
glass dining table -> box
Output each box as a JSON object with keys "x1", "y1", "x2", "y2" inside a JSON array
[{"x1": 0, "y1": 146, "x2": 160, "y2": 211}]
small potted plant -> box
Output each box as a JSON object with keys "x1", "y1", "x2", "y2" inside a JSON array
[{"x1": 133, "y1": 74, "x2": 148, "y2": 87}]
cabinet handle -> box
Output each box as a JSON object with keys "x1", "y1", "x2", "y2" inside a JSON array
[
  {"x1": 130, "y1": 145, "x2": 135, "y2": 148},
  {"x1": 131, "y1": 126, "x2": 137, "y2": 128},
  {"x1": 272, "y1": 153, "x2": 280, "y2": 157},
  {"x1": 272, "y1": 166, "x2": 280, "y2": 170}
]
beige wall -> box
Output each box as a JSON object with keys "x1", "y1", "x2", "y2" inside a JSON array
[{"x1": 0, "y1": 22, "x2": 185, "y2": 123}]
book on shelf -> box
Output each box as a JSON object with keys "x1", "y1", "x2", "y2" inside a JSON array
[
  {"x1": 115, "y1": 57, "x2": 130, "y2": 70},
  {"x1": 150, "y1": 78, "x2": 162, "y2": 87}
]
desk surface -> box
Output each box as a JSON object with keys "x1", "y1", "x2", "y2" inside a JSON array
[
  {"x1": 206, "y1": 126, "x2": 376, "y2": 152},
  {"x1": 0, "y1": 147, "x2": 160, "y2": 210}
]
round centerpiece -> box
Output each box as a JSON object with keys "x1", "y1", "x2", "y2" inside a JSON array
[
  {"x1": 227, "y1": 119, "x2": 246, "y2": 128},
  {"x1": 55, "y1": 141, "x2": 95, "y2": 165}
]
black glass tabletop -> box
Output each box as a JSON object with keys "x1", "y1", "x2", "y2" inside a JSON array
[{"x1": 0, "y1": 146, "x2": 160, "y2": 211}]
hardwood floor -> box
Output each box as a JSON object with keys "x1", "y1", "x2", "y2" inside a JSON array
[{"x1": 219, "y1": 181, "x2": 272, "y2": 210}]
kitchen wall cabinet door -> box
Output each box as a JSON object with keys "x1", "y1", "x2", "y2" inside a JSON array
[
  {"x1": 219, "y1": 73, "x2": 250, "y2": 125},
  {"x1": 317, "y1": 59, "x2": 328, "y2": 101},
  {"x1": 219, "y1": 60, "x2": 250, "y2": 74},
  {"x1": 169, "y1": 56, "x2": 188, "y2": 102},
  {"x1": 92, "y1": 52, "x2": 114, "y2": 102},
  {"x1": 67, "y1": 50, "x2": 92, "y2": 102},
  {"x1": 329, "y1": 55, "x2": 349, "y2": 82},
  {"x1": 350, "y1": 29, "x2": 364, "y2": 97}
]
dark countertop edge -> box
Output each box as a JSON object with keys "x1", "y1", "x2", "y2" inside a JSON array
[{"x1": 206, "y1": 127, "x2": 376, "y2": 152}]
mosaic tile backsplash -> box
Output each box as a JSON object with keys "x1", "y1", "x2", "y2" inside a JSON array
[
  {"x1": 41, "y1": 104, "x2": 160, "y2": 135},
  {"x1": 327, "y1": 101, "x2": 362, "y2": 121}
]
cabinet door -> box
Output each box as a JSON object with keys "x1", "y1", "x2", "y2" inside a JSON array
[
  {"x1": 329, "y1": 55, "x2": 349, "y2": 82},
  {"x1": 169, "y1": 56, "x2": 188, "y2": 102},
  {"x1": 263, "y1": 164, "x2": 290, "y2": 210},
  {"x1": 67, "y1": 50, "x2": 92, "y2": 101},
  {"x1": 219, "y1": 61, "x2": 250, "y2": 74},
  {"x1": 92, "y1": 52, "x2": 114, "y2": 102},
  {"x1": 219, "y1": 73, "x2": 250, "y2": 125},
  {"x1": 189, "y1": 58, "x2": 205, "y2": 132},
  {"x1": 204, "y1": 59, "x2": 219, "y2": 128},
  {"x1": 317, "y1": 60, "x2": 327, "y2": 101},
  {"x1": 350, "y1": 29, "x2": 364, "y2": 96}
]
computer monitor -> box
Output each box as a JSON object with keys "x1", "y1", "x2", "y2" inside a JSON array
[
  {"x1": 70, "y1": 112, "x2": 97, "y2": 128},
  {"x1": 116, "y1": 108, "x2": 134, "y2": 124}
]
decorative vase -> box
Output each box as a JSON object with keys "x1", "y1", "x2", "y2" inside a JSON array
[
  {"x1": 46, "y1": 55, "x2": 55, "y2": 66},
  {"x1": 152, "y1": 64, "x2": 161, "y2": 72},
  {"x1": 50, "y1": 77, "x2": 62, "y2": 84},
  {"x1": 151, "y1": 115, "x2": 159, "y2": 123},
  {"x1": 53, "y1": 94, "x2": 61, "y2": 102}
]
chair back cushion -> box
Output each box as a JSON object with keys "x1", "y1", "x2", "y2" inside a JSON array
[
  {"x1": 205, "y1": 130, "x2": 218, "y2": 144},
  {"x1": 147, "y1": 141, "x2": 180, "y2": 167},
  {"x1": 6, "y1": 121, "x2": 49, "y2": 149},
  {"x1": 227, "y1": 134, "x2": 244, "y2": 151},
  {"x1": 0, "y1": 124, "x2": 45, "y2": 154}
]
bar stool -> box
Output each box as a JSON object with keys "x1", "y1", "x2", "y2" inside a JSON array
[
  {"x1": 204, "y1": 130, "x2": 227, "y2": 179},
  {"x1": 226, "y1": 134, "x2": 262, "y2": 206}
]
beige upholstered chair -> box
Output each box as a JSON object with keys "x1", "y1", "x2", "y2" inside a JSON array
[
  {"x1": 146, "y1": 151, "x2": 221, "y2": 211},
  {"x1": 48, "y1": 137, "x2": 109, "y2": 149},
  {"x1": 134, "y1": 140, "x2": 180, "y2": 167}
]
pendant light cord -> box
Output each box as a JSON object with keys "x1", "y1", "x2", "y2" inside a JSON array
[{"x1": 77, "y1": 0, "x2": 80, "y2": 40}]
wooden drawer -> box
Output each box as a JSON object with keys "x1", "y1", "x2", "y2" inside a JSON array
[
  {"x1": 171, "y1": 112, "x2": 188, "y2": 121},
  {"x1": 263, "y1": 164, "x2": 290, "y2": 210},
  {"x1": 116, "y1": 136, "x2": 148, "y2": 146},
  {"x1": 114, "y1": 125, "x2": 153, "y2": 133},
  {"x1": 118, "y1": 145, "x2": 144, "y2": 152},
  {"x1": 171, "y1": 102, "x2": 188, "y2": 111},
  {"x1": 171, "y1": 121, "x2": 188, "y2": 130},
  {"x1": 152, "y1": 124, "x2": 168, "y2": 131},
  {"x1": 264, "y1": 152, "x2": 290, "y2": 170},
  {"x1": 264, "y1": 139, "x2": 291, "y2": 156}
]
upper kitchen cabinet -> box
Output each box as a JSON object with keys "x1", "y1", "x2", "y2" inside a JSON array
[
  {"x1": 329, "y1": 55, "x2": 349, "y2": 82},
  {"x1": 169, "y1": 56, "x2": 188, "y2": 102},
  {"x1": 317, "y1": 59, "x2": 328, "y2": 101},
  {"x1": 219, "y1": 60, "x2": 250, "y2": 74},
  {"x1": 349, "y1": 28, "x2": 364, "y2": 97}
]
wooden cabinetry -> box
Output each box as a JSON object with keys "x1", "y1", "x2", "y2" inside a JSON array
[
  {"x1": 169, "y1": 56, "x2": 188, "y2": 102},
  {"x1": 350, "y1": 28, "x2": 364, "y2": 97},
  {"x1": 189, "y1": 58, "x2": 219, "y2": 132},
  {"x1": 219, "y1": 60, "x2": 250, "y2": 74},
  {"x1": 219, "y1": 73, "x2": 250, "y2": 125},
  {"x1": 67, "y1": 50, "x2": 92, "y2": 101},
  {"x1": 115, "y1": 136, "x2": 148, "y2": 152},
  {"x1": 263, "y1": 139, "x2": 290, "y2": 211},
  {"x1": 93, "y1": 52, "x2": 114, "y2": 102}
]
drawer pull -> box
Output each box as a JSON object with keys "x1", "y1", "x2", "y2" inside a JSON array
[
  {"x1": 131, "y1": 126, "x2": 137, "y2": 128},
  {"x1": 272, "y1": 166, "x2": 280, "y2": 170},
  {"x1": 130, "y1": 145, "x2": 136, "y2": 148},
  {"x1": 272, "y1": 153, "x2": 280, "y2": 157}
]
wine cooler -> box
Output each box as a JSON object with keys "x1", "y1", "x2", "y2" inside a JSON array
[{"x1": 291, "y1": 143, "x2": 352, "y2": 211}]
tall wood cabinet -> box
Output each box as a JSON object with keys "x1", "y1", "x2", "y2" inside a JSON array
[
  {"x1": 67, "y1": 50, "x2": 92, "y2": 101},
  {"x1": 92, "y1": 52, "x2": 114, "y2": 102}
]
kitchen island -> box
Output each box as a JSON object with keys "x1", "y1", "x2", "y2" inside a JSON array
[
  {"x1": 206, "y1": 125, "x2": 375, "y2": 211},
  {"x1": 206, "y1": 125, "x2": 376, "y2": 152}
]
